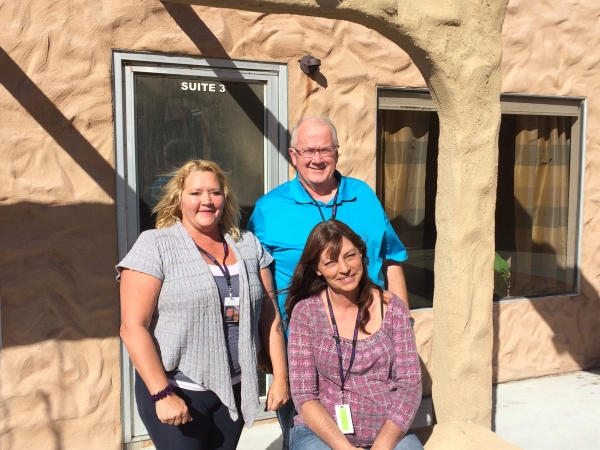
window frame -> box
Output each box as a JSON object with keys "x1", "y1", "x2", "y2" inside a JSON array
[
  {"x1": 112, "y1": 50, "x2": 289, "y2": 444},
  {"x1": 376, "y1": 87, "x2": 587, "y2": 307}
]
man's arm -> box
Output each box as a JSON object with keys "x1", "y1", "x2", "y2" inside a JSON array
[{"x1": 383, "y1": 261, "x2": 409, "y2": 310}]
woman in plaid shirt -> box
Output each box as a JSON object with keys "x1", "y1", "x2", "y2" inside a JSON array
[{"x1": 285, "y1": 220, "x2": 423, "y2": 450}]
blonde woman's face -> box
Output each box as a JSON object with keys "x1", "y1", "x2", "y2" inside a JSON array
[{"x1": 180, "y1": 170, "x2": 225, "y2": 234}]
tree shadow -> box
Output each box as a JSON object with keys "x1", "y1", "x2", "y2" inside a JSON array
[
  {"x1": 0, "y1": 334, "x2": 81, "y2": 449},
  {"x1": 0, "y1": 202, "x2": 121, "y2": 348},
  {"x1": 491, "y1": 271, "x2": 600, "y2": 431},
  {"x1": 0, "y1": 47, "x2": 115, "y2": 200},
  {"x1": 0, "y1": 41, "x2": 125, "y2": 449},
  {"x1": 161, "y1": 2, "x2": 289, "y2": 161},
  {"x1": 265, "y1": 436, "x2": 283, "y2": 450},
  {"x1": 490, "y1": 194, "x2": 600, "y2": 428},
  {"x1": 0, "y1": 47, "x2": 120, "y2": 349}
]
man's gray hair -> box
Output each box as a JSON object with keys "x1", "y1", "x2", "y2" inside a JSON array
[{"x1": 290, "y1": 115, "x2": 339, "y2": 148}]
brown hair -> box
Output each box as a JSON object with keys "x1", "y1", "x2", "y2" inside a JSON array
[
  {"x1": 284, "y1": 220, "x2": 382, "y2": 334},
  {"x1": 152, "y1": 160, "x2": 241, "y2": 241}
]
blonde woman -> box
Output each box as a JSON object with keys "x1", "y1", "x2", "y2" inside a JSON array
[{"x1": 118, "y1": 160, "x2": 289, "y2": 450}]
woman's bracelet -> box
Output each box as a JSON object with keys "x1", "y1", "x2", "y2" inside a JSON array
[{"x1": 150, "y1": 383, "x2": 176, "y2": 403}]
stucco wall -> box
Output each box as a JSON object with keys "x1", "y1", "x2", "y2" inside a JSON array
[{"x1": 0, "y1": 0, "x2": 599, "y2": 448}]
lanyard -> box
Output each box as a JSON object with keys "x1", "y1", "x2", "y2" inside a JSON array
[
  {"x1": 196, "y1": 239, "x2": 233, "y2": 299},
  {"x1": 300, "y1": 181, "x2": 339, "y2": 222},
  {"x1": 325, "y1": 288, "x2": 360, "y2": 394}
]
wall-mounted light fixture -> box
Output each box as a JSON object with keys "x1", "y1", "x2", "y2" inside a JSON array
[{"x1": 299, "y1": 55, "x2": 321, "y2": 75}]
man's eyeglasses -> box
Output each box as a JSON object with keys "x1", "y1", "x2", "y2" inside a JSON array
[{"x1": 293, "y1": 145, "x2": 339, "y2": 159}]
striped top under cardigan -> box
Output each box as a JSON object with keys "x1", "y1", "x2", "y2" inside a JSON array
[{"x1": 116, "y1": 221, "x2": 273, "y2": 425}]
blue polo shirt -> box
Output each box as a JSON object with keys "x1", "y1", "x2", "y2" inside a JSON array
[{"x1": 247, "y1": 172, "x2": 407, "y2": 319}]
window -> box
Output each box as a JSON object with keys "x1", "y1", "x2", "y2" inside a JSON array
[
  {"x1": 377, "y1": 89, "x2": 585, "y2": 309},
  {"x1": 113, "y1": 51, "x2": 288, "y2": 444}
]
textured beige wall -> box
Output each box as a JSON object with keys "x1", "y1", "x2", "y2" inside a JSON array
[{"x1": 0, "y1": 0, "x2": 599, "y2": 448}]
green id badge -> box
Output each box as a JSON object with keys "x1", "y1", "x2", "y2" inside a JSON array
[{"x1": 335, "y1": 404, "x2": 355, "y2": 434}]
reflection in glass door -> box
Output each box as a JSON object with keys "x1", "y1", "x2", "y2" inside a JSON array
[
  {"x1": 114, "y1": 52, "x2": 288, "y2": 445},
  {"x1": 135, "y1": 76, "x2": 266, "y2": 231}
]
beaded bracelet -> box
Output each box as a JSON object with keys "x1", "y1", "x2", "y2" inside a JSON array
[{"x1": 150, "y1": 383, "x2": 176, "y2": 403}]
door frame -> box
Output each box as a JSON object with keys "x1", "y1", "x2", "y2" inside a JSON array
[{"x1": 112, "y1": 50, "x2": 289, "y2": 444}]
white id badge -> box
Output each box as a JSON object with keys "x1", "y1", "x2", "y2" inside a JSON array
[
  {"x1": 223, "y1": 297, "x2": 240, "y2": 323},
  {"x1": 335, "y1": 404, "x2": 355, "y2": 434}
]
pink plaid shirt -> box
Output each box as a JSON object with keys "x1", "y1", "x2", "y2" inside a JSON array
[{"x1": 288, "y1": 293, "x2": 422, "y2": 447}]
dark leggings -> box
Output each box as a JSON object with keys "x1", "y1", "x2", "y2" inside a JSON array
[{"x1": 135, "y1": 372, "x2": 244, "y2": 450}]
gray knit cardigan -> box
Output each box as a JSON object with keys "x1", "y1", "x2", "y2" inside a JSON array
[{"x1": 116, "y1": 221, "x2": 273, "y2": 425}]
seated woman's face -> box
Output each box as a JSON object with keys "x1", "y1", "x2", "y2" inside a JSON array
[{"x1": 315, "y1": 237, "x2": 363, "y2": 295}]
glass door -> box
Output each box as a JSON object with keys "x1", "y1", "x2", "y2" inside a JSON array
[
  {"x1": 134, "y1": 75, "x2": 266, "y2": 231},
  {"x1": 113, "y1": 51, "x2": 288, "y2": 444}
]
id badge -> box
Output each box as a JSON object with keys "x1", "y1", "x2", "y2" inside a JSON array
[
  {"x1": 223, "y1": 297, "x2": 240, "y2": 323},
  {"x1": 335, "y1": 404, "x2": 354, "y2": 434}
]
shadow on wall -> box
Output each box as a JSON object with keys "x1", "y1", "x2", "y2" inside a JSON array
[
  {"x1": 0, "y1": 202, "x2": 121, "y2": 347},
  {"x1": 0, "y1": 47, "x2": 115, "y2": 200},
  {"x1": 532, "y1": 272, "x2": 600, "y2": 368},
  {"x1": 162, "y1": 0, "x2": 312, "y2": 88},
  {"x1": 0, "y1": 46, "x2": 120, "y2": 348},
  {"x1": 0, "y1": 206, "x2": 119, "y2": 450},
  {"x1": 489, "y1": 185, "x2": 600, "y2": 424},
  {"x1": 492, "y1": 272, "x2": 600, "y2": 383},
  {"x1": 491, "y1": 271, "x2": 600, "y2": 430},
  {"x1": 0, "y1": 317, "x2": 117, "y2": 449},
  {"x1": 0, "y1": 47, "x2": 122, "y2": 450},
  {"x1": 161, "y1": 1, "x2": 293, "y2": 160}
]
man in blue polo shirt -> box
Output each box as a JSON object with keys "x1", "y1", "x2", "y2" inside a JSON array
[{"x1": 248, "y1": 115, "x2": 410, "y2": 450}]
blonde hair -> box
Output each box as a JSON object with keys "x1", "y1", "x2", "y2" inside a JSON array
[{"x1": 153, "y1": 160, "x2": 241, "y2": 241}]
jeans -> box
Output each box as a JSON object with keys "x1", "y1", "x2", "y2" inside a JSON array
[
  {"x1": 276, "y1": 399, "x2": 297, "y2": 450},
  {"x1": 290, "y1": 425, "x2": 424, "y2": 450}
]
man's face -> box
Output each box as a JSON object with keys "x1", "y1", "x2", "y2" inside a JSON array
[{"x1": 289, "y1": 120, "x2": 338, "y2": 189}]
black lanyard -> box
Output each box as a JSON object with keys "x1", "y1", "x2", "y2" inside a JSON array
[
  {"x1": 300, "y1": 181, "x2": 339, "y2": 222},
  {"x1": 196, "y1": 239, "x2": 233, "y2": 299},
  {"x1": 325, "y1": 288, "x2": 360, "y2": 394}
]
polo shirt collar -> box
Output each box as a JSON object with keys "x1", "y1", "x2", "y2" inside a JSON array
[{"x1": 290, "y1": 170, "x2": 357, "y2": 205}]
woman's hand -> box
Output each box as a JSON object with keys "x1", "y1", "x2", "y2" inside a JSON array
[
  {"x1": 264, "y1": 375, "x2": 290, "y2": 411},
  {"x1": 155, "y1": 393, "x2": 193, "y2": 426}
]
